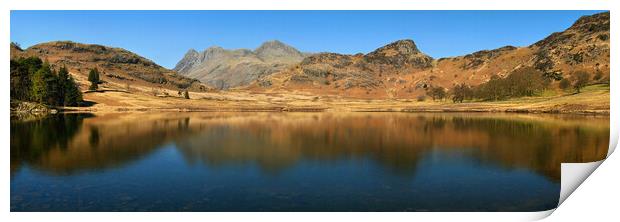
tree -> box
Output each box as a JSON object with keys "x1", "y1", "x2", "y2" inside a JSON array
[
  {"x1": 88, "y1": 68, "x2": 100, "y2": 90},
  {"x1": 10, "y1": 57, "x2": 43, "y2": 101},
  {"x1": 44, "y1": 68, "x2": 62, "y2": 106},
  {"x1": 451, "y1": 83, "x2": 473, "y2": 103},
  {"x1": 30, "y1": 63, "x2": 53, "y2": 104},
  {"x1": 472, "y1": 67, "x2": 546, "y2": 101},
  {"x1": 183, "y1": 90, "x2": 190, "y2": 99},
  {"x1": 63, "y1": 76, "x2": 83, "y2": 106},
  {"x1": 571, "y1": 71, "x2": 590, "y2": 93},
  {"x1": 11, "y1": 57, "x2": 82, "y2": 107},
  {"x1": 10, "y1": 60, "x2": 30, "y2": 100},
  {"x1": 56, "y1": 66, "x2": 70, "y2": 105},
  {"x1": 11, "y1": 42, "x2": 21, "y2": 49},
  {"x1": 427, "y1": 86, "x2": 446, "y2": 101},
  {"x1": 559, "y1": 78, "x2": 571, "y2": 90}
]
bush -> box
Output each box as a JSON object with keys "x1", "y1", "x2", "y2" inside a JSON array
[
  {"x1": 416, "y1": 95, "x2": 426, "y2": 102},
  {"x1": 593, "y1": 71, "x2": 603, "y2": 80},
  {"x1": 559, "y1": 78, "x2": 571, "y2": 90}
]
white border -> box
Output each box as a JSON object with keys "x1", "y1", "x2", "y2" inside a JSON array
[{"x1": 1, "y1": 0, "x2": 616, "y2": 221}]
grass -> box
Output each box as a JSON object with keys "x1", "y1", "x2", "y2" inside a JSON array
[{"x1": 64, "y1": 79, "x2": 610, "y2": 115}]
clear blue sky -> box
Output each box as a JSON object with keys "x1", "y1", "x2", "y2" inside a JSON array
[{"x1": 11, "y1": 10, "x2": 604, "y2": 69}]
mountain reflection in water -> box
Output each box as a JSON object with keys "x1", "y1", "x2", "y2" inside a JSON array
[{"x1": 10, "y1": 112, "x2": 609, "y2": 211}]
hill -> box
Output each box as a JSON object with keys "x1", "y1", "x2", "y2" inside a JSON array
[
  {"x1": 248, "y1": 12, "x2": 609, "y2": 99},
  {"x1": 11, "y1": 41, "x2": 207, "y2": 91}
]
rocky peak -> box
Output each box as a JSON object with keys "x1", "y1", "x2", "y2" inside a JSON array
[
  {"x1": 533, "y1": 11, "x2": 609, "y2": 49},
  {"x1": 569, "y1": 11, "x2": 610, "y2": 33},
  {"x1": 369, "y1": 39, "x2": 420, "y2": 56},
  {"x1": 365, "y1": 39, "x2": 433, "y2": 68},
  {"x1": 255, "y1": 40, "x2": 304, "y2": 61},
  {"x1": 185, "y1": 48, "x2": 199, "y2": 56},
  {"x1": 173, "y1": 49, "x2": 201, "y2": 72},
  {"x1": 201, "y1": 46, "x2": 226, "y2": 60}
]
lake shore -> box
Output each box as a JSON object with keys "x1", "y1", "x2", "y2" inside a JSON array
[{"x1": 15, "y1": 84, "x2": 610, "y2": 116}]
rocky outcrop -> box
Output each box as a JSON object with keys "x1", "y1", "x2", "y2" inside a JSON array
[
  {"x1": 460, "y1": 46, "x2": 517, "y2": 69},
  {"x1": 10, "y1": 101, "x2": 56, "y2": 121},
  {"x1": 364, "y1": 39, "x2": 433, "y2": 68},
  {"x1": 532, "y1": 12, "x2": 610, "y2": 75},
  {"x1": 174, "y1": 40, "x2": 308, "y2": 89}
]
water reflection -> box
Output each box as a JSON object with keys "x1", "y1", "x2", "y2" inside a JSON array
[{"x1": 10, "y1": 112, "x2": 609, "y2": 211}]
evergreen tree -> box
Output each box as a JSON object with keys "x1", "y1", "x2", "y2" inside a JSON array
[
  {"x1": 88, "y1": 68, "x2": 100, "y2": 90},
  {"x1": 45, "y1": 68, "x2": 62, "y2": 106},
  {"x1": 56, "y1": 66, "x2": 69, "y2": 105},
  {"x1": 10, "y1": 57, "x2": 43, "y2": 101},
  {"x1": 12, "y1": 57, "x2": 83, "y2": 107},
  {"x1": 56, "y1": 66, "x2": 83, "y2": 106},
  {"x1": 30, "y1": 64, "x2": 52, "y2": 104},
  {"x1": 10, "y1": 60, "x2": 30, "y2": 100},
  {"x1": 64, "y1": 76, "x2": 83, "y2": 106}
]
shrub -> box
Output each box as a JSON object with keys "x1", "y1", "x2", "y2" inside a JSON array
[
  {"x1": 416, "y1": 95, "x2": 426, "y2": 102},
  {"x1": 593, "y1": 71, "x2": 603, "y2": 80},
  {"x1": 559, "y1": 78, "x2": 571, "y2": 91}
]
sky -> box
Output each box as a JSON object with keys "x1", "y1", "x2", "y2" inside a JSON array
[{"x1": 11, "y1": 10, "x2": 604, "y2": 69}]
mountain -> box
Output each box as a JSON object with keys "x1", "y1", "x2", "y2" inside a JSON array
[
  {"x1": 10, "y1": 41, "x2": 206, "y2": 91},
  {"x1": 249, "y1": 12, "x2": 609, "y2": 99},
  {"x1": 174, "y1": 40, "x2": 307, "y2": 89}
]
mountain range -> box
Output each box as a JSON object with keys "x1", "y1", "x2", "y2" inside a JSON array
[
  {"x1": 174, "y1": 40, "x2": 309, "y2": 89},
  {"x1": 10, "y1": 12, "x2": 609, "y2": 99},
  {"x1": 247, "y1": 12, "x2": 609, "y2": 98}
]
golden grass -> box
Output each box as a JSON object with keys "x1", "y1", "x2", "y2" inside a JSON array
[{"x1": 64, "y1": 80, "x2": 610, "y2": 115}]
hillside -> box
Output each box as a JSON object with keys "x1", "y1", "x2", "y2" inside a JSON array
[
  {"x1": 248, "y1": 12, "x2": 609, "y2": 99},
  {"x1": 174, "y1": 40, "x2": 308, "y2": 89},
  {"x1": 10, "y1": 41, "x2": 207, "y2": 91}
]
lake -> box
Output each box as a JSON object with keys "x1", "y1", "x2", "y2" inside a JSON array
[{"x1": 10, "y1": 112, "x2": 609, "y2": 211}]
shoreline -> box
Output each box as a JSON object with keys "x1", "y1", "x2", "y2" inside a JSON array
[
  {"x1": 54, "y1": 105, "x2": 609, "y2": 115},
  {"x1": 12, "y1": 84, "x2": 611, "y2": 117}
]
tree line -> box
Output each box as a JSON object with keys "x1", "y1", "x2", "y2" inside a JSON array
[
  {"x1": 10, "y1": 57, "x2": 84, "y2": 106},
  {"x1": 425, "y1": 67, "x2": 594, "y2": 103}
]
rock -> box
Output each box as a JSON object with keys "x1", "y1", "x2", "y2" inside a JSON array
[{"x1": 174, "y1": 40, "x2": 309, "y2": 89}]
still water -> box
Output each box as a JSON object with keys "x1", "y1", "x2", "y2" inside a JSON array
[{"x1": 10, "y1": 112, "x2": 609, "y2": 211}]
